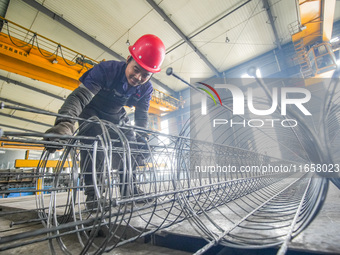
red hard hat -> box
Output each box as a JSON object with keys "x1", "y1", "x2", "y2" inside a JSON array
[{"x1": 128, "y1": 34, "x2": 165, "y2": 73}]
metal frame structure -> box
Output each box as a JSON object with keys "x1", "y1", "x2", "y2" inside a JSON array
[
  {"x1": 0, "y1": 68, "x2": 339, "y2": 254},
  {"x1": 0, "y1": 115, "x2": 328, "y2": 255}
]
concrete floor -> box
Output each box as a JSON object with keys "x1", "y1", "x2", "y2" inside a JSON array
[
  {"x1": 1, "y1": 239, "x2": 191, "y2": 255},
  {"x1": 289, "y1": 182, "x2": 340, "y2": 254},
  {"x1": 157, "y1": 182, "x2": 340, "y2": 254},
  {"x1": 0, "y1": 182, "x2": 339, "y2": 254},
  {"x1": 0, "y1": 193, "x2": 191, "y2": 255},
  {"x1": 0, "y1": 206, "x2": 190, "y2": 255}
]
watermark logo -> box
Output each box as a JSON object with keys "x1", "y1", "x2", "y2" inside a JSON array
[
  {"x1": 196, "y1": 82, "x2": 222, "y2": 115},
  {"x1": 199, "y1": 83, "x2": 311, "y2": 116}
]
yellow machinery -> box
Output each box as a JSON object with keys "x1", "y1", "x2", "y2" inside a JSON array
[
  {"x1": 291, "y1": 0, "x2": 338, "y2": 80},
  {"x1": 0, "y1": 16, "x2": 179, "y2": 131}
]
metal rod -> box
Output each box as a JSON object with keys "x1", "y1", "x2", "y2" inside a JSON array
[{"x1": 0, "y1": 88, "x2": 337, "y2": 254}]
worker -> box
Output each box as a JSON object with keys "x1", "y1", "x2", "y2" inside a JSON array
[{"x1": 45, "y1": 34, "x2": 166, "y2": 208}]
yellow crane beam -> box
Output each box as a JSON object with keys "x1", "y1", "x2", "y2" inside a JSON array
[
  {"x1": 15, "y1": 159, "x2": 74, "y2": 168},
  {"x1": 0, "y1": 16, "x2": 179, "y2": 119},
  {"x1": 1, "y1": 141, "x2": 44, "y2": 150},
  {"x1": 322, "y1": 0, "x2": 336, "y2": 42},
  {"x1": 0, "y1": 32, "x2": 85, "y2": 90},
  {"x1": 292, "y1": 0, "x2": 336, "y2": 45},
  {"x1": 292, "y1": 0, "x2": 322, "y2": 45},
  {"x1": 291, "y1": 0, "x2": 337, "y2": 80}
]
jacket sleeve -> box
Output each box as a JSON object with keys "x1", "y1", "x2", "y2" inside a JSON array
[{"x1": 55, "y1": 84, "x2": 94, "y2": 126}]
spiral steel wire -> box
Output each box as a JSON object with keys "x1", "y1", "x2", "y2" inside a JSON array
[{"x1": 0, "y1": 68, "x2": 339, "y2": 254}]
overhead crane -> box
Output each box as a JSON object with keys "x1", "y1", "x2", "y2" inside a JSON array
[
  {"x1": 0, "y1": 16, "x2": 179, "y2": 131},
  {"x1": 1, "y1": 6, "x2": 340, "y2": 255},
  {"x1": 290, "y1": 0, "x2": 338, "y2": 81},
  {"x1": 0, "y1": 16, "x2": 180, "y2": 170}
]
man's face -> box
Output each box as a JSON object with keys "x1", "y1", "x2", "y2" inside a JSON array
[{"x1": 125, "y1": 57, "x2": 153, "y2": 87}]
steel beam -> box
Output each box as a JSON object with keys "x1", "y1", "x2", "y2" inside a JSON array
[
  {"x1": 166, "y1": 0, "x2": 252, "y2": 54},
  {"x1": 0, "y1": 75, "x2": 65, "y2": 101},
  {"x1": 0, "y1": 0, "x2": 9, "y2": 30},
  {"x1": 0, "y1": 112, "x2": 52, "y2": 127},
  {"x1": 0, "y1": 123, "x2": 37, "y2": 132},
  {"x1": 21, "y1": 0, "x2": 176, "y2": 95},
  {"x1": 146, "y1": 0, "x2": 222, "y2": 77},
  {"x1": 262, "y1": 0, "x2": 282, "y2": 49},
  {"x1": 0, "y1": 97, "x2": 57, "y2": 113}
]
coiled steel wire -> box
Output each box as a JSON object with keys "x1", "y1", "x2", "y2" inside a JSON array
[{"x1": 0, "y1": 68, "x2": 339, "y2": 254}]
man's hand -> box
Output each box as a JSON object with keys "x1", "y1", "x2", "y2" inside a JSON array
[{"x1": 44, "y1": 122, "x2": 74, "y2": 153}]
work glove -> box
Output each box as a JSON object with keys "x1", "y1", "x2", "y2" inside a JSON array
[
  {"x1": 44, "y1": 84, "x2": 94, "y2": 153},
  {"x1": 44, "y1": 122, "x2": 74, "y2": 153}
]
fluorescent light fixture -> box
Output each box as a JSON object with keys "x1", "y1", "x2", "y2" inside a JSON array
[
  {"x1": 330, "y1": 37, "x2": 339, "y2": 43},
  {"x1": 159, "y1": 107, "x2": 169, "y2": 111},
  {"x1": 241, "y1": 68, "x2": 262, "y2": 78}
]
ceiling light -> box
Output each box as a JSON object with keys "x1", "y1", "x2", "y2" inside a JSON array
[
  {"x1": 159, "y1": 107, "x2": 169, "y2": 111},
  {"x1": 241, "y1": 68, "x2": 262, "y2": 78},
  {"x1": 330, "y1": 37, "x2": 339, "y2": 43},
  {"x1": 126, "y1": 29, "x2": 130, "y2": 46},
  {"x1": 225, "y1": 36, "x2": 230, "y2": 43}
]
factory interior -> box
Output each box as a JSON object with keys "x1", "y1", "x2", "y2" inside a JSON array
[{"x1": 1, "y1": 0, "x2": 340, "y2": 254}]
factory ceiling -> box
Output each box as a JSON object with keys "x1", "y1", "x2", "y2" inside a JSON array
[{"x1": 0, "y1": 0, "x2": 340, "y2": 133}]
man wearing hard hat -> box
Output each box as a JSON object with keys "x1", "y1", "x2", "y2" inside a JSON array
[{"x1": 46, "y1": 34, "x2": 165, "y2": 208}]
